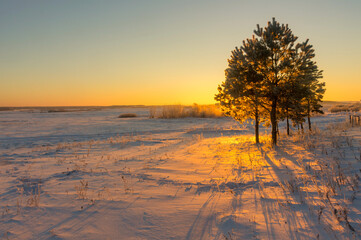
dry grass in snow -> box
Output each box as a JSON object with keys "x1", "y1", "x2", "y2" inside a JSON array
[{"x1": 0, "y1": 110, "x2": 360, "y2": 239}]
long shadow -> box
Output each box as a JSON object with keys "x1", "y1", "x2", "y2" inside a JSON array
[
  {"x1": 185, "y1": 146, "x2": 260, "y2": 239},
  {"x1": 185, "y1": 193, "x2": 218, "y2": 240},
  {"x1": 274, "y1": 146, "x2": 315, "y2": 175},
  {"x1": 256, "y1": 145, "x2": 326, "y2": 240},
  {"x1": 185, "y1": 189, "x2": 255, "y2": 240},
  {"x1": 38, "y1": 197, "x2": 140, "y2": 239}
]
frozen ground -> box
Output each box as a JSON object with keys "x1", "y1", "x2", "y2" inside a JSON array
[{"x1": 0, "y1": 108, "x2": 360, "y2": 239}]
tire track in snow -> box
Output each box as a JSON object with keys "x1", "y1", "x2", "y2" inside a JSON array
[{"x1": 186, "y1": 192, "x2": 221, "y2": 240}]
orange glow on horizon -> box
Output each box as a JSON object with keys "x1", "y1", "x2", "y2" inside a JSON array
[{"x1": 1, "y1": 2, "x2": 360, "y2": 107}]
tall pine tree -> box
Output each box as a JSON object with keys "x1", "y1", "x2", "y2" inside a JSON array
[
  {"x1": 253, "y1": 18, "x2": 298, "y2": 145},
  {"x1": 216, "y1": 18, "x2": 325, "y2": 146},
  {"x1": 215, "y1": 38, "x2": 269, "y2": 143}
]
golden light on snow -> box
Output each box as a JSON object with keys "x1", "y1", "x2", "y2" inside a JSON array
[
  {"x1": 206, "y1": 135, "x2": 272, "y2": 169},
  {"x1": 1, "y1": 106, "x2": 360, "y2": 238}
]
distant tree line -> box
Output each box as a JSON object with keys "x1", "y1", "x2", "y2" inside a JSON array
[
  {"x1": 329, "y1": 102, "x2": 361, "y2": 113},
  {"x1": 215, "y1": 18, "x2": 325, "y2": 146}
]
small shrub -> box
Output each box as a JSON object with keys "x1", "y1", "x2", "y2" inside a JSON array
[
  {"x1": 330, "y1": 102, "x2": 361, "y2": 113},
  {"x1": 75, "y1": 180, "x2": 88, "y2": 200},
  {"x1": 118, "y1": 113, "x2": 137, "y2": 118},
  {"x1": 160, "y1": 105, "x2": 185, "y2": 118},
  {"x1": 190, "y1": 104, "x2": 224, "y2": 118},
  {"x1": 149, "y1": 106, "x2": 157, "y2": 118},
  {"x1": 150, "y1": 104, "x2": 224, "y2": 119}
]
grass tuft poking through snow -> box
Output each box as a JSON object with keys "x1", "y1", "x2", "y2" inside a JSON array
[
  {"x1": 0, "y1": 109, "x2": 360, "y2": 239},
  {"x1": 149, "y1": 104, "x2": 224, "y2": 119}
]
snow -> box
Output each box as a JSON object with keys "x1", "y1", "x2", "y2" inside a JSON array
[{"x1": 0, "y1": 108, "x2": 360, "y2": 239}]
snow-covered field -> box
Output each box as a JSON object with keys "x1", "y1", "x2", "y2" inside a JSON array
[{"x1": 0, "y1": 108, "x2": 360, "y2": 239}]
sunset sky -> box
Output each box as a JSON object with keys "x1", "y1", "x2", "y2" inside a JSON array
[{"x1": 1, "y1": 0, "x2": 360, "y2": 106}]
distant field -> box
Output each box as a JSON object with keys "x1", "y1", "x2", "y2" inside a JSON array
[
  {"x1": 1, "y1": 101, "x2": 360, "y2": 113},
  {"x1": 0, "y1": 106, "x2": 360, "y2": 239}
]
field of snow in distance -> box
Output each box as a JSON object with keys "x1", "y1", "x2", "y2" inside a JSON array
[{"x1": 0, "y1": 107, "x2": 360, "y2": 239}]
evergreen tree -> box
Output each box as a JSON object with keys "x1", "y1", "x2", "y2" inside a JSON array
[
  {"x1": 252, "y1": 18, "x2": 298, "y2": 145},
  {"x1": 215, "y1": 38, "x2": 268, "y2": 143},
  {"x1": 216, "y1": 18, "x2": 325, "y2": 146},
  {"x1": 293, "y1": 40, "x2": 325, "y2": 131},
  {"x1": 279, "y1": 39, "x2": 324, "y2": 135},
  {"x1": 305, "y1": 81, "x2": 325, "y2": 131}
]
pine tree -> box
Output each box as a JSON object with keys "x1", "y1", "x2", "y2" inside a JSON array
[
  {"x1": 293, "y1": 40, "x2": 324, "y2": 131},
  {"x1": 216, "y1": 18, "x2": 325, "y2": 146},
  {"x1": 279, "y1": 39, "x2": 324, "y2": 135},
  {"x1": 252, "y1": 18, "x2": 298, "y2": 145},
  {"x1": 215, "y1": 38, "x2": 268, "y2": 143}
]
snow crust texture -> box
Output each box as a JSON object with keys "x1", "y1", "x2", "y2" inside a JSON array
[{"x1": 0, "y1": 109, "x2": 360, "y2": 239}]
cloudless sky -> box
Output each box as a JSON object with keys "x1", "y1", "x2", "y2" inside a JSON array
[{"x1": 1, "y1": 0, "x2": 360, "y2": 106}]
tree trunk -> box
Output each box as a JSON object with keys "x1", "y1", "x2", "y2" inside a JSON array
[
  {"x1": 307, "y1": 115, "x2": 311, "y2": 131},
  {"x1": 271, "y1": 100, "x2": 277, "y2": 146},
  {"x1": 307, "y1": 100, "x2": 312, "y2": 131},
  {"x1": 301, "y1": 122, "x2": 304, "y2": 133},
  {"x1": 255, "y1": 107, "x2": 260, "y2": 144},
  {"x1": 286, "y1": 109, "x2": 290, "y2": 136}
]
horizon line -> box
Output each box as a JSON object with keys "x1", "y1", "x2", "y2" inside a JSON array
[{"x1": 0, "y1": 100, "x2": 360, "y2": 109}]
